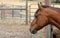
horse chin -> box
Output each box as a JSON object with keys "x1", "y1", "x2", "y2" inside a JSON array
[{"x1": 30, "y1": 28, "x2": 37, "y2": 34}]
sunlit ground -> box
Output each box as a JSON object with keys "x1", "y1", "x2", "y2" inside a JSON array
[{"x1": 0, "y1": 18, "x2": 45, "y2": 38}]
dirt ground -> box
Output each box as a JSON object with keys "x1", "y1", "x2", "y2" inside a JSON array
[{"x1": 0, "y1": 19, "x2": 44, "y2": 38}]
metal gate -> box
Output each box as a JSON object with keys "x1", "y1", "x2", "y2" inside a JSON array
[
  {"x1": 0, "y1": 6, "x2": 27, "y2": 25},
  {"x1": 0, "y1": 0, "x2": 30, "y2": 25}
]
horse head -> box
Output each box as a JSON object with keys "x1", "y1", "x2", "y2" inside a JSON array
[
  {"x1": 30, "y1": 4, "x2": 50, "y2": 34},
  {"x1": 30, "y1": 3, "x2": 60, "y2": 34}
]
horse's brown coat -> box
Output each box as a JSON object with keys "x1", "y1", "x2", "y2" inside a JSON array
[{"x1": 30, "y1": 4, "x2": 60, "y2": 38}]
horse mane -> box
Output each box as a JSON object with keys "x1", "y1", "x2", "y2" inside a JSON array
[
  {"x1": 42, "y1": 5, "x2": 50, "y2": 8},
  {"x1": 35, "y1": 5, "x2": 50, "y2": 15},
  {"x1": 35, "y1": 5, "x2": 60, "y2": 17},
  {"x1": 34, "y1": 5, "x2": 49, "y2": 17},
  {"x1": 42, "y1": 5, "x2": 60, "y2": 9},
  {"x1": 35, "y1": 5, "x2": 60, "y2": 14}
]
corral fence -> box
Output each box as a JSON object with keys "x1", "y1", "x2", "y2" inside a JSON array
[{"x1": 0, "y1": 5, "x2": 28, "y2": 25}]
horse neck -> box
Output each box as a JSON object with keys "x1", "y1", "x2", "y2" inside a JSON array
[
  {"x1": 49, "y1": 18, "x2": 60, "y2": 29},
  {"x1": 48, "y1": 8, "x2": 60, "y2": 29}
]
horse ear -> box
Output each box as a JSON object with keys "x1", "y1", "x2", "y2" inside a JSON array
[{"x1": 38, "y1": 3, "x2": 43, "y2": 11}]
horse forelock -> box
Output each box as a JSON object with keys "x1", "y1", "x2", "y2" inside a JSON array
[
  {"x1": 35, "y1": 5, "x2": 50, "y2": 13},
  {"x1": 35, "y1": 5, "x2": 49, "y2": 15},
  {"x1": 34, "y1": 9, "x2": 39, "y2": 17},
  {"x1": 35, "y1": 5, "x2": 60, "y2": 18}
]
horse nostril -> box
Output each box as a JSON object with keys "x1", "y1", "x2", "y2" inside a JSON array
[{"x1": 30, "y1": 28, "x2": 37, "y2": 34}]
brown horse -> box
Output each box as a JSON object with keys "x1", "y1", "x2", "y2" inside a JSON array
[{"x1": 30, "y1": 4, "x2": 60, "y2": 38}]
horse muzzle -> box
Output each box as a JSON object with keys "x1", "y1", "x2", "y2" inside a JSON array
[{"x1": 30, "y1": 28, "x2": 37, "y2": 34}]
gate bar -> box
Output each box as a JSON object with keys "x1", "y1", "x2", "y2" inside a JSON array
[
  {"x1": 44, "y1": 0, "x2": 53, "y2": 38},
  {"x1": 26, "y1": 0, "x2": 28, "y2": 24}
]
